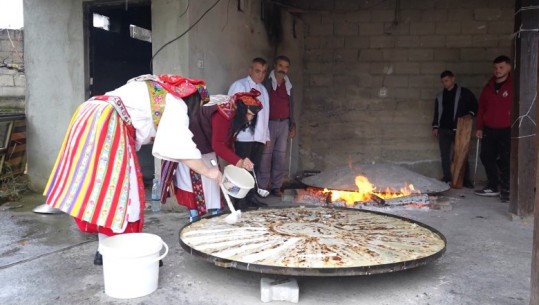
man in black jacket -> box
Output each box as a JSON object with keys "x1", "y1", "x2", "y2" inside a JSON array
[{"x1": 432, "y1": 70, "x2": 478, "y2": 188}]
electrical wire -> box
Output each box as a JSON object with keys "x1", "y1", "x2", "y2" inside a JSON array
[
  {"x1": 221, "y1": 0, "x2": 234, "y2": 31},
  {"x1": 179, "y1": 0, "x2": 190, "y2": 18},
  {"x1": 150, "y1": 0, "x2": 222, "y2": 70}
]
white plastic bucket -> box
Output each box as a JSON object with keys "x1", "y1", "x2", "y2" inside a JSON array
[
  {"x1": 222, "y1": 165, "x2": 255, "y2": 198},
  {"x1": 98, "y1": 233, "x2": 169, "y2": 299}
]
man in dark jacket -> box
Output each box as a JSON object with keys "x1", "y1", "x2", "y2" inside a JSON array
[
  {"x1": 432, "y1": 70, "x2": 478, "y2": 188},
  {"x1": 474, "y1": 55, "x2": 513, "y2": 202}
]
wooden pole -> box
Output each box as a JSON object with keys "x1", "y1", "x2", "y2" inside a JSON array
[
  {"x1": 526, "y1": 0, "x2": 539, "y2": 302},
  {"x1": 511, "y1": 0, "x2": 539, "y2": 217}
]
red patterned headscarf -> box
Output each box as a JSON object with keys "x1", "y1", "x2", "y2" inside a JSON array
[
  {"x1": 156, "y1": 74, "x2": 210, "y2": 102},
  {"x1": 215, "y1": 88, "x2": 263, "y2": 120}
]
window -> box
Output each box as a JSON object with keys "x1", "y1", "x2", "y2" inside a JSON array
[
  {"x1": 93, "y1": 13, "x2": 110, "y2": 31},
  {"x1": 129, "y1": 24, "x2": 151, "y2": 42}
]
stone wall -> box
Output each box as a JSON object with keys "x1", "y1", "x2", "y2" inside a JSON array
[
  {"x1": 296, "y1": 0, "x2": 513, "y2": 178},
  {"x1": 0, "y1": 29, "x2": 25, "y2": 111}
]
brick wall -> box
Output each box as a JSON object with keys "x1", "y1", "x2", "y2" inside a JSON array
[
  {"x1": 0, "y1": 29, "x2": 25, "y2": 111},
  {"x1": 297, "y1": 0, "x2": 513, "y2": 177}
]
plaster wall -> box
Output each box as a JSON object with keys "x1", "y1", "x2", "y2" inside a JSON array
[
  {"x1": 296, "y1": 0, "x2": 513, "y2": 179},
  {"x1": 24, "y1": 0, "x2": 86, "y2": 190}
]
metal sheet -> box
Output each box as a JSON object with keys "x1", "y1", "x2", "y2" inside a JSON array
[
  {"x1": 301, "y1": 163, "x2": 450, "y2": 193},
  {"x1": 179, "y1": 207, "x2": 446, "y2": 276}
]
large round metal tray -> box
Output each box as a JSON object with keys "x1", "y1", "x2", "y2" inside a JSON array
[{"x1": 179, "y1": 207, "x2": 446, "y2": 276}]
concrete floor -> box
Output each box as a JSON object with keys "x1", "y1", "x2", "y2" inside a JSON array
[{"x1": 0, "y1": 187, "x2": 533, "y2": 305}]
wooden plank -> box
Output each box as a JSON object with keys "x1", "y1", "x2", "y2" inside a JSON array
[
  {"x1": 0, "y1": 117, "x2": 26, "y2": 179},
  {"x1": 451, "y1": 116, "x2": 472, "y2": 188},
  {"x1": 8, "y1": 144, "x2": 26, "y2": 154},
  {"x1": 10, "y1": 133, "x2": 26, "y2": 141}
]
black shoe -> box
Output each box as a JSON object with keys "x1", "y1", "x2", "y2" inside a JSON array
[
  {"x1": 94, "y1": 251, "x2": 103, "y2": 266},
  {"x1": 463, "y1": 181, "x2": 474, "y2": 189},
  {"x1": 159, "y1": 260, "x2": 163, "y2": 267},
  {"x1": 250, "y1": 197, "x2": 268, "y2": 207},
  {"x1": 238, "y1": 199, "x2": 258, "y2": 211},
  {"x1": 271, "y1": 189, "x2": 283, "y2": 197},
  {"x1": 440, "y1": 178, "x2": 451, "y2": 184}
]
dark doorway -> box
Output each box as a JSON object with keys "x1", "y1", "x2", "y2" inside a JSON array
[{"x1": 85, "y1": 0, "x2": 154, "y2": 184}]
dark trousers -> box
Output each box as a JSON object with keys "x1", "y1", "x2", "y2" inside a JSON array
[
  {"x1": 233, "y1": 141, "x2": 264, "y2": 207},
  {"x1": 480, "y1": 127, "x2": 510, "y2": 191},
  {"x1": 438, "y1": 129, "x2": 471, "y2": 183},
  {"x1": 234, "y1": 141, "x2": 264, "y2": 171}
]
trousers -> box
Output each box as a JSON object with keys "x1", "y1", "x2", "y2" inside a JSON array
[
  {"x1": 480, "y1": 127, "x2": 510, "y2": 191},
  {"x1": 437, "y1": 128, "x2": 471, "y2": 183},
  {"x1": 259, "y1": 119, "x2": 289, "y2": 190}
]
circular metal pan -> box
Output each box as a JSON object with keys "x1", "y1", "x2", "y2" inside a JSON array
[{"x1": 179, "y1": 207, "x2": 446, "y2": 277}]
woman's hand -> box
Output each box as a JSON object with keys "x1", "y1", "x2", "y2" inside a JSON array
[
  {"x1": 204, "y1": 167, "x2": 223, "y2": 184},
  {"x1": 236, "y1": 158, "x2": 254, "y2": 171}
]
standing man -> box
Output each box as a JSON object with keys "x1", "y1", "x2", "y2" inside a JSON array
[
  {"x1": 260, "y1": 55, "x2": 296, "y2": 197},
  {"x1": 228, "y1": 57, "x2": 270, "y2": 207},
  {"x1": 432, "y1": 70, "x2": 478, "y2": 188},
  {"x1": 474, "y1": 55, "x2": 513, "y2": 202}
]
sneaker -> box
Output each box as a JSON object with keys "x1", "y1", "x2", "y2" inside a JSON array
[{"x1": 474, "y1": 188, "x2": 500, "y2": 197}]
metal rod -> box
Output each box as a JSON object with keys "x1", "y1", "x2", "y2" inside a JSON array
[
  {"x1": 288, "y1": 138, "x2": 293, "y2": 179},
  {"x1": 473, "y1": 138, "x2": 480, "y2": 186}
]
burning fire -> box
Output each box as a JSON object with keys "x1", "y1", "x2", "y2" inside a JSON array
[{"x1": 323, "y1": 175, "x2": 419, "y2": 206}]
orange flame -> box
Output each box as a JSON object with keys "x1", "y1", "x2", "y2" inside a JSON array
[{"x1": 323, "y1": 175, "x2": 419, "y2": 206}]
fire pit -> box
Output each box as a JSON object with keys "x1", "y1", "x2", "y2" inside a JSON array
[
  {"x1": 300, "y1": 163, "x2": 450, "y2": 209},
  {"x1": 179, "y1": 207, "x2": 446, "y2": 276}
]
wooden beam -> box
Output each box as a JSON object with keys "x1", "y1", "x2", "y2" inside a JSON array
[
  {"x1": 511, "y1": 0, "x2": 539, "y2": 217},
  {"x1": 525, "y1": 0, "x2": 539, "y2": 302},
  {"x1": 530, "y1": 47, "x2": 539, "y2": 305}
]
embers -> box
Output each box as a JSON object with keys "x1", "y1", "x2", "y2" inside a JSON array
[{"x1": 297, "y1": 187, "x2": 431, "y2": 210}]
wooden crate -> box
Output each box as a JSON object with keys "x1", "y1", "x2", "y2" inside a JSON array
[{"x1": 0, "y1": 114, "x2": 26, "y2": 179}]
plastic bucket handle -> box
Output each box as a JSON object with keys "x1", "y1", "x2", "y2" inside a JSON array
[{"x1": 154, "y1": 240, "x2": 169, "y2": 262}]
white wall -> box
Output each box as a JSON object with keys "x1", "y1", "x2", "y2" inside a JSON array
[{"x1": 24, "y1": 0, "x2": 86, "y2": 190}]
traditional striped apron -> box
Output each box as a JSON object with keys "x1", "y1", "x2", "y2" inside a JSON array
[{"x1": 44, "y1": 95, "x2": 144, "y2": 233}]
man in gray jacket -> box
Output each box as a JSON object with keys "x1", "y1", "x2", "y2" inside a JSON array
[{"x1": 432, "y1": 70, "x2": 478, "y2": 188}]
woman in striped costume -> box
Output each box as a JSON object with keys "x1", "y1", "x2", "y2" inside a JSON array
[{"x1": 44, "y1": 74, "x2": 222, "y2": 265}]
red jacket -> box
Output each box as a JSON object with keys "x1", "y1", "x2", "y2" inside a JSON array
[
  {"x1": 476, "y1": 74, "x2": 513, "y2": 130},
  {"x1": 211, "y1": 113, "x2": 241, "y2": 166}
]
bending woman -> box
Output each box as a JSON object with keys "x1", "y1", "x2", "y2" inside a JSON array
[
  {"x1": 171, "y1": 90, "x2": 263, "y2": 221},
  {"x1": 44, "y1": 74, "x2": 222, "y2": 265}
]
